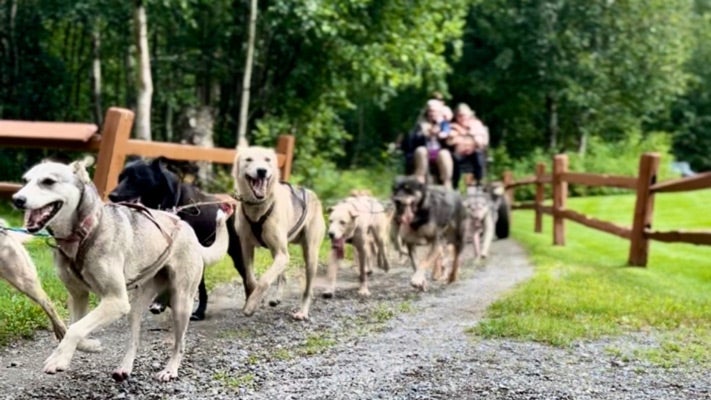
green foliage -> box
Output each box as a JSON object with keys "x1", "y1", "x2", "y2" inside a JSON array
[
  {"x1": 450, "y1": 0, "x2": 694, "y2": 156},
  {"x1": 669, "y1": 9, "x2": 711, "y2": 171},
  {"x1": 471, "y1": 191, "x2": 711, "y2": 368},
  {"x1": 499, "y1": 131, "x2": 675, "y2": 201}
]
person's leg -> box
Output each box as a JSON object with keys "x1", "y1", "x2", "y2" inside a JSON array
[
  {"x1": 472, "y1": 150, "x2": 486, "y2": 185},
  {"x1": 436, "y1": 149, "x2": 454, "y2": 189},
  {"x1": 451, "y1": 154, "x2": 462, "y2": 190},
  {"x1": 413, "y1": 147, "x2": 429, "y2": 183}
]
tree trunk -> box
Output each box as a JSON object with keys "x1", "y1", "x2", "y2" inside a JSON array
[
  {"x1": 165, "y1": 102, "x2": 173, "y2": 142},
  {"x1": 351, "y1": 103, "x2": 365, "y2": 167},
  {"x1": 179, "y1": 106, "x2": 215, "y2": 185},
  {"x1": 236, "y1": 0, "x2": 258, "y2": 148},
  {"x1": 546, "y1": 92, "x2": 559, "y2": 151},
  {"x1": 578, "y1": 130, "x2": 588, "y2": 156},
  {"x1": 577, "y1": 113, "x2": 589, "y2": 156},
  {"x1": 90, "y1": 21, "x2": 103, "y2": 126},
  {"x1": 133, "y1": 0, "x2": 153, "y2": 141}
]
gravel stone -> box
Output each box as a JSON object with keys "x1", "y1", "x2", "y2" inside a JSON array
[{"x1": 0, "y1": 240, "x2": 708, "y2": 399}]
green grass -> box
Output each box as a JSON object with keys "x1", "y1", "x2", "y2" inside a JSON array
[
  {"x1": 213, "y1": 370, "x2": 255, "y2": 389},
  {"x1": 471, "y1": 190, "x2": 711, "y2": 366},
  {"x1": 299, "y1": 332, "x2": 337, "y2": 356}
]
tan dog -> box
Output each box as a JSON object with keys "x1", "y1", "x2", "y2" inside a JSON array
[
  {"x1": 233, "y1": 146, "x2": 325, "y2": 320},
  {"x1": 12, "y1": 157, "x2": 231, "y2": 382},
  {"x1": 325, "y1": 193, "x2": 391, "y2": 297},
  {"x1": 0, "y1": 220, "x2": 74, "y2": 346}
]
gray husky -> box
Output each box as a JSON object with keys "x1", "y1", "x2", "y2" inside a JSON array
[
  {"x1": 391, "y1": 176, "x2": 467, "y2": 290},
  {"x1": 464, "y1": 185, "x2": 496, "y2": 261},
  {"x1": 11, "y1": 157, "x2": 230, "y2": 382}
]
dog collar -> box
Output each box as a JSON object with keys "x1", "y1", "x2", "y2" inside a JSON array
[
  {"x1": 231, "y1": 192, "x2": 268, "y2": 206},
  {"x1": 53, "y1": 203, "x2": 102, "y2": 262}
]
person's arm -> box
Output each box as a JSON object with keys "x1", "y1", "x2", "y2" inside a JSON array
[{"x1": 471, "y1": 119, "x2": 489, "y2": 148}]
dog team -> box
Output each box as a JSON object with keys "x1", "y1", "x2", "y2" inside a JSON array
[{"x1": 0, "y1": 136, "x2": 505, "y2": 382}]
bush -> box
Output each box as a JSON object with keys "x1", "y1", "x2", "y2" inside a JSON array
[{"x1": 495, "y1": 130, "x2": 676, "y2": 201}]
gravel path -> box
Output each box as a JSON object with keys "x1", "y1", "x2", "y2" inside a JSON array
[{"x1": 0, "y1": 239, "x2": 708, "y2": 400}]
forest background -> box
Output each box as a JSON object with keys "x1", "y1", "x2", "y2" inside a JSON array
[{"x1": 1, "y1": 0, "x2": 710, "y2": 199}]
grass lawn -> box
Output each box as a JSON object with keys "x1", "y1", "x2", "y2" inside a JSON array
[{"x1": 472, "y1": 189, "x2": 711, "y2": 366}]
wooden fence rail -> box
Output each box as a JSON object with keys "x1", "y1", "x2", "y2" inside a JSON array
[
  {"x1": 0, "y1": 107, "x2": 295, "y2": 200},
  {"x1": 504, "y1": 152, "x2": 711, "y2": 267}
]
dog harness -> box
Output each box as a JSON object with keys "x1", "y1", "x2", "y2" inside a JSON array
[
  {"x1": 241, "y1": 182, "x2": 308, "y2": 248},
  {"x1": 51, "y1": 187, "x2": 180, "y2": 290},
  {"x1": 50, "y1": 185, "x2": 104, "y2": 285}
]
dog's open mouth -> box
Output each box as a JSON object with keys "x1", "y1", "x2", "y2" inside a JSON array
[
  {"x1": 24, "y1": 201, "x2": 62, "y2": 233},
  {"x1": 247, "y1": 176, "x2": 270, "y2": 199},
  {"x1": 331, "y1": 237, "x2": 345, "y2": 259}
]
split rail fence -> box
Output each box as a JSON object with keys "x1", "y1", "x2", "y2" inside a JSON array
[
  {"x1": 0, "y1": 107, "x2": 295, "y2": 200},
  {"x1": 503, "y1": 153, "x2": 711, "y2": 266}
]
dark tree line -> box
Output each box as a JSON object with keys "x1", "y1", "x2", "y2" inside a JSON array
[{"x1": 1, "y1": 0, "x2": 710, "y2": 185}]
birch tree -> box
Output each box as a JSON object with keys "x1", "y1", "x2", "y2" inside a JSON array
[
  {"x1": 133, "y1": 0, "x2": 153, "y2": 140},
  {"x1": 236, "y1": 0, "x2": 257, "y2": 148}
]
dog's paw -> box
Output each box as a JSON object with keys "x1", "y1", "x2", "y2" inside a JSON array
[
  {"x1": 410, "y1": 275, "x2": 428, "y2": 292},
  {"x1": 357, "y1": 287, "x2": 371, "y2": 297},
  {"x1": 321, "y1": 291, "x2": 334, "y2": 299},
  {"x1": 149, "y1": 302, "x2": 167, "y2": 315},
  {"x1": 155, "y1": 368, "x2": 178, "y2": 382},
  {"x1": 190, "y1": 312, "x2": 206, "y2": 321},
  {"x1": 77, "y1": 338, "x2": 103, "y2": 353},
  {"x1": 111, "y1": 367, "x2": 131, "y2": 382},
  {"x1": 43, "y1": 353, "x2": 71, "y2": 374},
  {"x1": 292, "y1": 311, "x2": 309, "y2": 321},
  {"x1": 243, "y1": 284, "x2": 268, "y2": 316}
]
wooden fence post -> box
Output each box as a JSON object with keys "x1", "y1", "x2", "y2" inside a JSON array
[
  {"x1": 503, "y1": 170, "x2": 514, "y2": 226},
  {"x1": 93, "y1": 108, "x2": 135, "y2": 200},
  {"x1": 628, "y1": 152, "x2": 660, "y2": 267},
  {"x1": 535, "y1": 162, "x2": 545, "y2": 233},
  {"x1": 276, "y1": 134, "x2": 295, "y2": 182},
  {"x1": 552, "y1": 154, "x2": 568, "y2": 245}
]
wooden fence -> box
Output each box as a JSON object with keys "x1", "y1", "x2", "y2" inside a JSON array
[
  {"x1": 0, "y1": 107, "x2": 295, "y2": 200},
  {"x1": 504, "y1": 152, "x2": 711, "y2": 267}
]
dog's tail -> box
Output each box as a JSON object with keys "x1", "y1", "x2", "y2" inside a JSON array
[{"x1": 198, "y1": 205, "x2": 233, "y2": 266}]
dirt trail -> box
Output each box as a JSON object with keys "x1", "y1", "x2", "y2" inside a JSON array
[{"x1": 0, "y1": 240, "x2": 707, "y2": 400}]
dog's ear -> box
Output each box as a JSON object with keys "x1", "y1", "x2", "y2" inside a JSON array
[
  {"x1": 151, "y1": 157, "x2": 181, "y2": 208},
  {"x1": 349, "y1": 209, "x2": 359, "y2": 220},
  {"x1": 70, "y1": 155, "x2": 95, "y2": 184}
]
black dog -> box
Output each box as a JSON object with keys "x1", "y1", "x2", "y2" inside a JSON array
[
  {"x1": 108, "y1": 157, "x2": 250, "y2": 321},
  {"x1": 391, "y1": 176, "x2": 467, "y2": 290}
]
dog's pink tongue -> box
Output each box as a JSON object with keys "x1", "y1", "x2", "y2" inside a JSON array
[
  {"x1": 24, "y1": 208, "x2": 47, "y2": 230},
  {"x1": 251, "y1": 177, "x2": 266, "y2": 197},
  {"x1": 331, "y1": 238, "x2": 345, "y2": 259}
]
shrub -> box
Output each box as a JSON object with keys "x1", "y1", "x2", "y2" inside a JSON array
[{"x1": 495, "y1": 131, "x2": 676, "y2": 201}]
